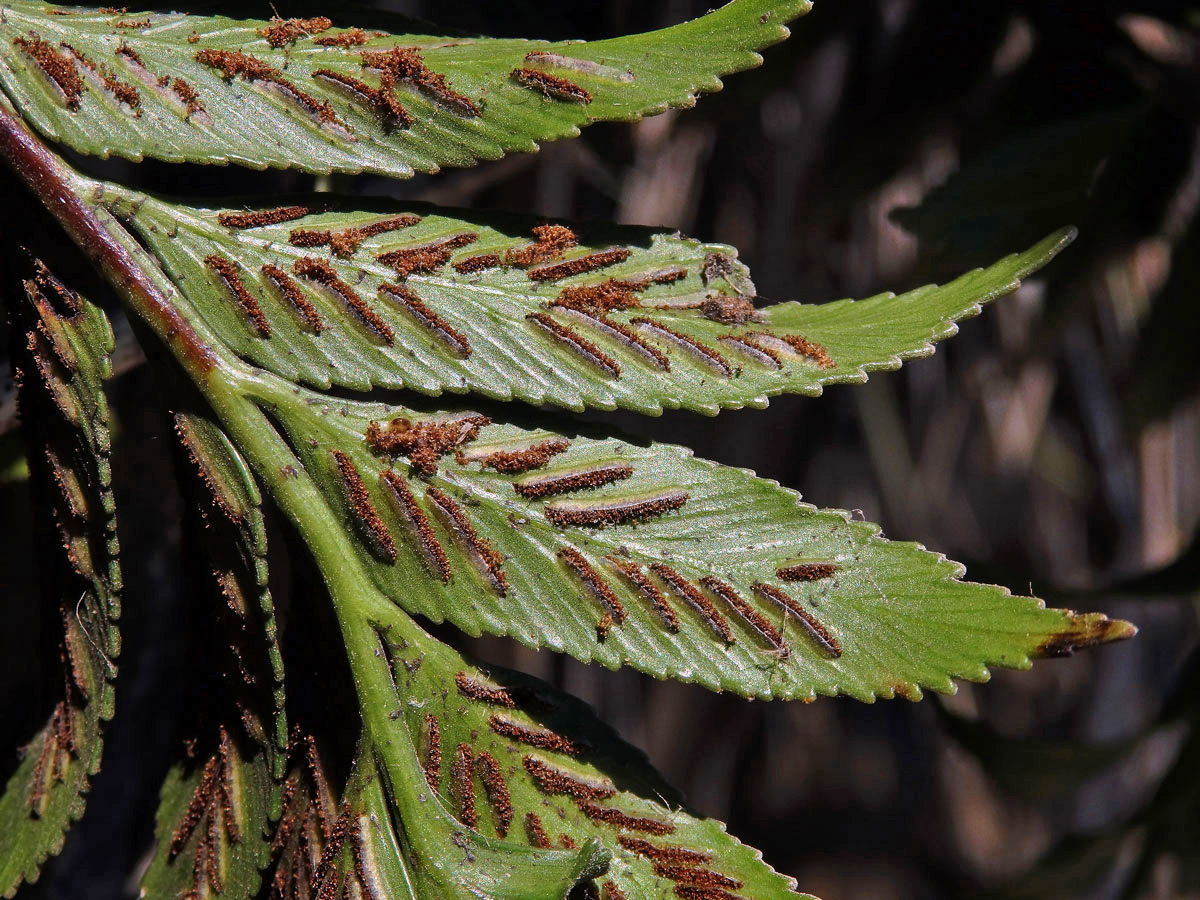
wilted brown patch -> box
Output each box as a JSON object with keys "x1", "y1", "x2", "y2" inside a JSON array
[{"x1": 1033, "y1": 613, "x2": 1137, "y2": 658}]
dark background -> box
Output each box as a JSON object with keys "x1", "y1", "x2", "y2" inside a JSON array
[{"x1": 2, "y1": 1, "x2": 1199, "y2": 898}]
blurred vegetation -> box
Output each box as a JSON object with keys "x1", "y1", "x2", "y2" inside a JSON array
[{"x1": 1, "y1": 1, "x2": 1197, "y2": 898}]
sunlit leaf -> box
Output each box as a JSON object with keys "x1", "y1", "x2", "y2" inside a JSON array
[
  {"x1": 94, "y1": 177, "x2": 1077, "y2": 415},
  {"x1": 0, "y1": 0, "x2": 808, "y2": 177},
  {"x1": 241, "y1": 375, "x2": 1134, "y2": 702}
]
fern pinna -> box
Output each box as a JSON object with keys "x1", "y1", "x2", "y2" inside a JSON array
[{"x1": 0, "y1": 3, "x2": 1132, "y2": 899}]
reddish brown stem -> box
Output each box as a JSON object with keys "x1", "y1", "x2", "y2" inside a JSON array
[{"x1": 0, "y1": 101, "x2": 217, "y2": 375}]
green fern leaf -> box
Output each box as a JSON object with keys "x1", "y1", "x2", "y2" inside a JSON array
[
  {"x1": 0, "y1": 263, "x2": 121, "y2": 897},
  {"x1": 0, "y1": 0, "x2": 808, "y2": 177},
  {"x1": 92, "y1": 178, "x2": 1075, "y2": 415},
  {"x1": 318, "y1": 609, "x2": 814, "y2": 900},
  {"x1": 239, "y1": 374, "x2": 1133, "y2": 702}
]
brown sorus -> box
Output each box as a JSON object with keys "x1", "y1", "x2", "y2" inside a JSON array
[
  {"x1": 673, "y1": 887, "x2": 742, "y2": 900},
  {"x1": 314, "y1": 28, "x2": 369, "y2": 47},
  {"x1": 700, "y1": 575, "x2": 787, "y2": 657},
  {"x1": 505, "y1": 224, "x2": 578, "y2": 267},
  {"x1": 114, "y1": 17, "x2": 150, "y2": 28},
  {"x1": 653, "y1": 864, "x2": 743, "y2": 890},
  {"x1": 205, "y1": 254, "x2": 271, "y2": 336},
  {"x1": 721, "y1": 334, "x2": 780, "y2": 368},
  {"x1": 559, "y1": 547, "x2": 626, "y2": 624},
  {"x1": 453, "y1": 253, "x2": 501, "y2": 273},
  {"x1": 470, "y1": 438, "x2": 570, "y2": 474},
  {"x1": 174, "y1": 413, "x2": 246, "y2": 523},
  {"x1": 576, "y1": 802, "x2": 675, "y2": 835},
  {"x1": 422, "y1": 714, "x2": 441, "y2": 788},
  {"x1": 451, "y1": 743, "x2": 477, "y2": 828},
  {"x1": 603, "y1": 881, "x2": 629, "y2": 900},
  {"x1": 781, "y1": 333, "x2": 835, "y2": 368},
  {"x1": 526, "y1": 313, "x2": 621, "y2": 377},
  {"x1": 379, "y1": 470, "x2": 452, "y2": 581},
  {"x1": 379, "y1": 283, "x2": 471, "y2": 357},
  {"x1": 289, "y1": 228, "x2": 333, "y2": 247},
  {"x1": 62, "y1": 43, "x2": 140, "y2": 111},
  {"x1": 366, "y1": 414, "x2": 488, "y2": 476},
  {"x1": 262, "y1": 263, "x2": 324, "y2": 332},
  {"x1": 552, "y1": 279, "x2": 642, "y2": 314},
  {"x1": 777, "y1": 562, "x2": 838, "y2": 582},
  {"x1": 617, "y1": 836, "x2": 711, "y2": 865},
  {"x1": 455, "y1": 671, "x2": 516, "y2": 708},
  {"x1": 114, "y1": 42, "x2": 144, "y2": 67},
  {"x1": 290, "y1": 215, "x2": 420, "y2": 256},
  {"x1": 544, "y1": 491, "x2": 688, "y2": 529},
  {"x1": 559, "y1": 310, "x2": 671, "y2": 371},
  {"x1": 376, "y1": 233, "x2": 479, "y2": 277},
  {"x1": 511, "y1": 67, "x2": 592, "y2": 103},
  {"x1": 259, "y1": 16, "x2": 332, "y2": 47},
  {"x1": 314, "y1": 68, "x2": 412, "y2": 128},
  {"x1": 474, "y1": 751, "x2": 513, "y2": 837},
  {"x1": 332, "y1": 215, "x2": 421, "y2": 256},
  {"x1": 559, "y1": 835, "x2": 579, "y2": 850},
  {"x1": 650, "y1": 564, "x2": 733, "y2": 644},
  {"x1": 700, "y1": 295, "x2": 760, "y2": 325},
  {"x1": 15, "y1": 37, "x2": 84, "y2": 109},
  {"x1": 351, "y1": 818, "x2": 384, "y2": 900},
  {"x1": 489, "y1": 716, "x2": 580, "y2": 755},
  {"x1": 427, "y1": 486, "x2": 508, "y2": 594},
  {"x1": 32, "y1": 258, "x2": 82, "y2": 317},
  {"x1": 331, "y1": 449, "x2": 397, "y2": 562},
  {"x1": 630, "y1": 319, "x2": 732, "y2": 376},
  {"x1": 523, "y1": 755, "x2": 615, "y2": 800},
  {"x1": 218, "y1": 206, "x2": 310, "y2": 229},
  {"x1": 293, "y1": 256, "x2": 394, "y2": 342},
  {"x1": 187, "y1": 32, "x2": 199, "y2": 43},
  {"x1": 528, "y1": 248, "x2": 631, "y2": 282},
  {"x1": 196, "y1": 49, "x2": 347, "y2": 130},
  {"x1": 752, "y1": 583, "x2": 842, "y2": 658},
  {"x1": 514, "y1": 462, "x2": 634, "y2": 499},
  {"x1": 607, "y1": 558, "x2": 679, "y2": 632},
  {"x1": 596, "y1": 613, "x2": 614, "y2": 640},
  {"x1": 524, "y1": 812, "x2": 552, "y2": 849},
  {"x1": 361, "y1": 46, "x2": 480, "y2": 116}
]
